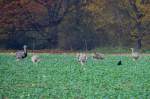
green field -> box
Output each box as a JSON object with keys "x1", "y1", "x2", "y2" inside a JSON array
[{"x1": 0, "y1": 53, "x2": 150, "y2": 99}]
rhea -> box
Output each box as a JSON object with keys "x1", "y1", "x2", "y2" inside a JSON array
[
  {"x1": 16, "y1": 45, "x2": 27, "y2": 60},
  {"x1": 76, "y1": 53, "x2": 88, "y2": 65},
  {"x1": 130, "y1": 48, "x2": 140, "y2": 60}
]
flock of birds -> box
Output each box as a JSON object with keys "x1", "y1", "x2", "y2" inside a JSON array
[
  {"x1": 16, "y1": 45, "x2": 40, "y2": 63},
  {"x1": 15, "y1": 45, "x2": 140, "y2": 65}
]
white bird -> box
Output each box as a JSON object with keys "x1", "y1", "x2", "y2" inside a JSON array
[
  {"x1": 130, "y1": 48, "x2": 140, "y2": 60},
  {"x1": 31, "y1": 55, "x2": 40, "y2": 63},
  {"x1": 16, "y1": 45, "x2": 27, "y2": 61},
  {"x1": 92, "y1": 52, "x2": 104, "y2": 60},
  {"x1": 76, "y1": 53, "x2": 88, "y2": 65}
]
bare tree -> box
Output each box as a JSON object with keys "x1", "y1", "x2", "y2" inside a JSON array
[{"x1": 128, "y1": 0, "x2": 145, "y2": 50}]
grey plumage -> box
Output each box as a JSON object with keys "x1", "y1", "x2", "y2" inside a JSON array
[
  {"x1": 16, "y1": 45, "x2": 27, "y2": 60},
  {"x1": 76, "y1": 53, "x2": 88, "y2": 65}
]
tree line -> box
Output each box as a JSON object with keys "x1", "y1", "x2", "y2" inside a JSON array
[{"x1": 0, "y1": 0, "x2": 149, "y2": 50}]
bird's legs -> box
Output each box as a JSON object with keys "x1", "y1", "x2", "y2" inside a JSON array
[
  {"x1": 80, "y1": 61, "x2": 84, "y2": 65},
  {"x1": 16, "y1": 59, "x2": 20, "y2": 61}
]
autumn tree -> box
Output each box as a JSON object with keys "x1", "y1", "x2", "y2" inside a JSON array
[
  {"x1": 127, "y1": 0, "x2": 150, "y2": 49},
  {"x1": 0, "y1": 0, "x2": 67, "y2": 49},
  {"x1": 0, "y1": 0, "x2": 149, "y2": 50}
]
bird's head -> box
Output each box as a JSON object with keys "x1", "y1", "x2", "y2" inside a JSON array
[
  {"x1": 130, "y1": 48, "x2": 134, "y2": 51},
  {"x1": 23, "y1": 45, "x2": 27, "y2": 49}
]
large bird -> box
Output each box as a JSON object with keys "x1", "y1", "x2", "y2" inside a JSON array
[
  {"x1": 31, "y1": 55, "x2": 40, "y2": 63},
  {"x1": 92, "y1": 52, "x2": 104, "y2": 60},
  {"x1": 16, "y1": 45, "x2": 27, "y2": 60},
  {"x1": 130, "y1": 48, "x2": 140, "y2": 60},
  {"x1": 76, "y1": 53, "x2": 88, "y2": 65}
]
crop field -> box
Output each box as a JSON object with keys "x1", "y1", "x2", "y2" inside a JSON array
[{"x1": 0, "y1": 53, "x2": 150, "y2": 99}]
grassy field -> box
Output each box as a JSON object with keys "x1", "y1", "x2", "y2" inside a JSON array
[{"x1": 0, "y1": 53, "x2": 150, "y2": 99}]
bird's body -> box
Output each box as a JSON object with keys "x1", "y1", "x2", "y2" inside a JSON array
[
  {"x1": 31, "y1": 55, "x2": 40, "y2": 63},
  {"x1": 16, "y1": 45, "x2": 27, "y2": 60},
  {"x1": 131, "y1": 48, "x2": 140, "y2": 60},
  {"x1": 117, "y1": 60, "x2": 122, "y2": 65},
  {"x1": 93, "y1": 52, "x2": 104, "y2": 60},
  {"x1": 76, "y1": 53, "x2": 88, "y2": 65}
]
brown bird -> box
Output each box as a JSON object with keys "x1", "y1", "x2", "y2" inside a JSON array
[{"x1": 93, "y1": 52, "x2": 104, "y2": 60}]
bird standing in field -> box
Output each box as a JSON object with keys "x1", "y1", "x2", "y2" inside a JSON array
[
  {"x1": 16, "y1": 45, "x2": 27, "y2": 61},
  {"x1": 117, "y1": 60, "x2": 122, "y2": 65},
  {"x1": 76, "y1": 53, "x2": 88, "y2": 65},
  {"x1": 92, "y1": 52, "x2": 104, "y2": 60},
  {"x1": 31, "y1": 54, "x2": 40, "y2": 63},
  {"x1": 130, "y1": 48, "x2": 140, "y2": 61}
]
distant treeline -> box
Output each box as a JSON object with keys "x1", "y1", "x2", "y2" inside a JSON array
[{"x1": 0, "y1": 0, "x2": 149, "y2": 50}]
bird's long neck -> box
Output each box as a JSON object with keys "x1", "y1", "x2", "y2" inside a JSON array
[
  {"x1": 24, "y1": 47, "x2": 27, "y2": 54},
  {"x1": 131, "y1": 48, "x2": 134, "y2": 53}
]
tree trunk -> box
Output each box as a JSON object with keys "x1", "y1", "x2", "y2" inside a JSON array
[
  {"x1": 128, "y1": 0, "x2": 144, "y2": 50},
  {"x1": 136, "y1": 38, "x2": 142, "y2": 49}
]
